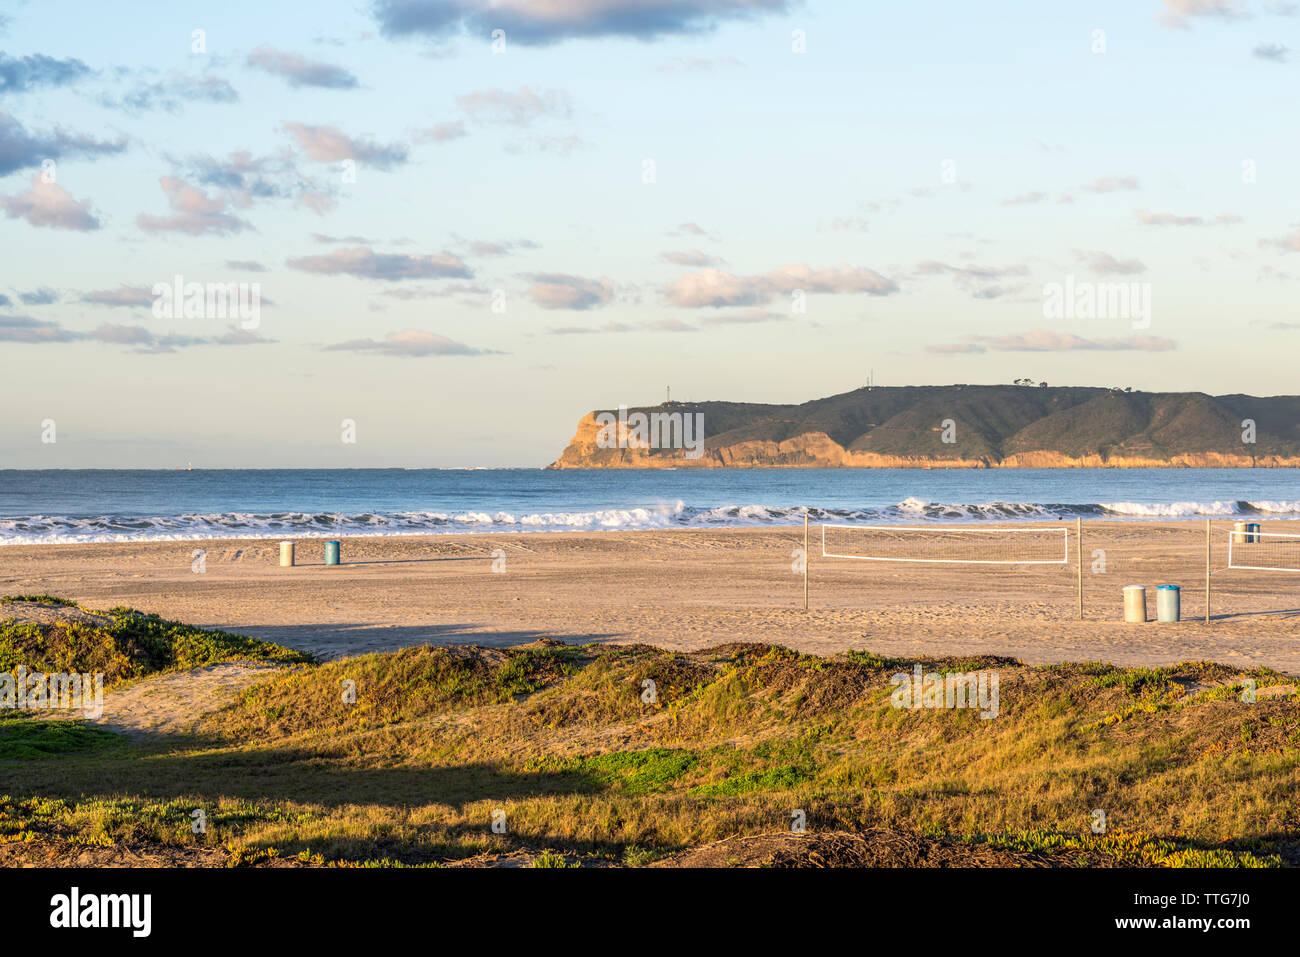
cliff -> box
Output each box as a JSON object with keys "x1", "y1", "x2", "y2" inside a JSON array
[{"x1": 547, "y1": 385, "x2": 1300, "y2": 469}]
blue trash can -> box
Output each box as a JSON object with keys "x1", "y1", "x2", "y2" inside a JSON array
[
  {"x1": 324, "y1": 540, "x2": 341, "y2": 565},
  {"x1": 1156, "y1": 584, "x2": 1180, "y2": 623}
]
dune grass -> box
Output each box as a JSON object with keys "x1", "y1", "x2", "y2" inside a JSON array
[{"x1": 2, "y1": 605, "x2": 1297, "y2": 867}]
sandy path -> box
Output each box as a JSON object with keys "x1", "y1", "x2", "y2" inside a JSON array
[{"x1": 2, "y1": 522, "x2": 1298, "y2": 673}]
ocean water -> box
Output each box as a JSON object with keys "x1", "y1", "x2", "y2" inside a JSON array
[{"x1": 1, "y1": 468, "x2": 1299, "y2": 544}]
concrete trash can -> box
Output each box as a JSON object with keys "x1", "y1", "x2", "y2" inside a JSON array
[
  {"x1": 325, "y1": 540, "x2": 341, "y2": 565},
  {"x1": 1123, "y1": 585, "x2": 1147, "y2": 623},
  {"x1": 1156, "y1": 584, "x2": 1180, "y2": 623},
  {"x1": 279, "y1": 541, "x2": 295, "y2": 567}
]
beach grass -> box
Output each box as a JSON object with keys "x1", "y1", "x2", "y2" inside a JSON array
[{"x1": 2, "y1": 604, "x2": 1297, "y2": 867}]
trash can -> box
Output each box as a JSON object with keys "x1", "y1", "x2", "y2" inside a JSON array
[
  {"x1": 1123, "y1": 585, "x2": 1147, "y2": 623},
  {"x1": 1233, "y1": 520, "x2": 1261, "y2": 544},
  {"x1": 1156, "y1": 584, "x2": 1180, "y2": 623},
  {"x1": 324, "y1": 540, "x2": 341, "y2": 565},
  {"x1": 279, "y1": 540, "x2": 295, "y2": 567},
  {"x1": 1246, "y1": 522, "x2": 1261, "y2": 543}
]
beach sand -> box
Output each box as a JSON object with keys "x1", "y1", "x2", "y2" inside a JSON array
[{"x1": 2, "y1": 521, "x2": 1297, "y2": 673}]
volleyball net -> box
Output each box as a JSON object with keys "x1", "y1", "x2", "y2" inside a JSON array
[
  {"x1": 819, "y1": 523, "x2": 1071, "y2": 566},
  {"x1": 1226, "y1": 531, "x2": 1300, "y2": 573}
]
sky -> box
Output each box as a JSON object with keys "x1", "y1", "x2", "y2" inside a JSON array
[{"x1": 1, "y1": 0, "x2": 1298, "y2": 468}]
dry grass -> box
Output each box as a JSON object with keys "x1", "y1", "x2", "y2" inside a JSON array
[{"x1": 2, "y1": 614, "x2": 1298, "y2": 867}]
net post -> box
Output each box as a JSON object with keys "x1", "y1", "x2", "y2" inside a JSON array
[
  {"x1": 1205, "y1": 518, "x2": 1211, "y2": 624},
  {"x1": 1076, "y1": 517, "x2": 1083, "y2": 620},
  {"x1": 803, "y1": 510, "x2": 809, "y2": 612}
]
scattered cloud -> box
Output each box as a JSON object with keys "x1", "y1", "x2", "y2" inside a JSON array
[
  {"x1": 1134, "y1": 208, "x2": 1242, "y2": 226},
  {"x1": 914, "y1": 261, "x2": 1029, "y2": 298},
  {"x1": 661, "y1": 249, "x2": 726, "y2": 267},
  {"x1": 0, "y1": 110, "x2": 127, "y2": 176},
  {"x1": 414, "y1": 120, "x2": 467, "y2": 143},
  {"x1": 137, "y1": 176, "x2": 251, "y2": 235},
  {"x1": 526, "y1": 273, "x2": 616, "y2": 310},
  {"x1": 0, "y1": 314, "x2": 79, "y2": 343},
  {"x1": 0, "y1": 175, "x2": 100, "y2": 230},
  {"x1": 101, "y1": 73, "x2": 238, "y2": 113},
  {"x1": 16, "y1": 287, "x2": 58, "y2": 305},
  {"x1": 1080, "y1": 175, "x2": 1140, "y2": 193},
  {"x1": 0, "y1": 52, "x2": 91, "y2": 93},
  {"x1": 225, "y1": 260, "x2": 266, "y2": 272},
  {"x1": 456, "y1": 86, "x2": 571, "y2": 125},
  {"x1": 1262, "y1": 225, "x2": 1300, "y2": 252},
  {"x1": 1253, "y1": 42, "x2": 1290, "y2": 61},
  {"x1": 1074, "y1": 250, "x2": 1147, "y2": 276},
  {"x1": 1159, "y1": 0, "x2": 1248, "y2": 29},
  {"x1": 282, "y1": 122, "x2": 408, "y2": 169},
  {"x1": 667, "y1": 264, "x2": 897, "y2": 308},
  {"x1": 323, "y1": 328, "x2": 499, "y2": 356},
  {"x1": 81, "y1": 286, "x2": 154, "y2": 308},
  {"x1": 286, "y1": 245, "x2": 472, "y2": 280},
  {"x1": 371, "y1": 0, "x2": 792, "y2": 45},
  {"x1": 247, "y1": 45, "x2": 359, "y2": 89},
  {"x1": 929, "y1": 329, "x2": 1176, "y2": 353}
]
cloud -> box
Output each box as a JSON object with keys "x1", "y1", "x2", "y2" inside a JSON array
[
  {"x1": 136, "y1": 176, "x2": 251, "y2": 235},
  {"x1": 0, "y1": 110, "x2": 128, "y2": 176},
  {"x1": 1159, "y1": 0, "x2": 1248, "y2": 28},
  {"x1": 455, "y1": 236, "x2": 538, "y2": 257},
  {"x1": 934, "y1": 329, "x2": 1176, "y2": 353},
  {"x1": 323, "y1": 328, "x2": 499, "y2": 356},
  {"x1": 16, "y1": 287, "x2": 58, "y2": 305},
  {"x1": 914, "y1": 261, "x2": 1030, "y2": 299},
  {"x1": 225, "y1": 260, "x2": 266, "y2": 272},
  {"x1": 1080, "y1": 175, "x2": 1140, "y2": 193},
  {"x1": 504, "y1": 132, "x2": 585, "y2": 155},
  {"x1": 287, "y1": 245, "x2": 472, "y2": 280},
  {"x1": 661, "y1": 249, "x2": 725, "y2": 267},
  {"x1": 456, "y1": 86, "x2": 571, "y2": 124},
  {"x1": 1262, "y1": 225, "x2": 1300, "y2": 252},
  {"x1": 87, "y1": 322, "x2": 274, "y2": 353},
  {"x1": 414, "y1": 120, "x2": 467, "y2": 143},
  {"x1": 669, "y1": 222, "x2": 716, "y2": 239},
  {"x1": 1134, "y1": 208, "x2": 1242, "y2": 226},
  {"x1": 526, "y1": 273, "x2": 616, "y2": 310},
  {"x1": 1253, "y1": 42, "x2": 1290, "y2": 60},
  {"x1": 0, "y1": 52, "x2": 91, "y2": 93},
  {"x1": 102, "y1": 73, "x2": 239, "y2": 113},
  {"x1": 81, "y1": 285, "x2": 154, "y2": 307},
  {"x1": 282, "y1": 121, "x2": 408, "y2": 169},
  {"x1": 666, "y1": 264, "x2": 897, "y2": 307},
  {"x1": 1074, "y1": 250, "x2": 1147, "y2": 276},
  {"x1": 0, "y1": 314, "x2": 80, "y2": 343},
  {"x1": 0, "y1": 175, "x2": 100, "y2": 230},
  {"x1": 247, "y1": 46, "x2": 359, "y2": 89},
  {"x1": 371, "y1": 0, "x2": 793, "y2": 45}
]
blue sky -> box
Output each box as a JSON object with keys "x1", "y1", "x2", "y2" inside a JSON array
[{"x1": 2, "y1": 0, "x2": 1298, "y2": 467}]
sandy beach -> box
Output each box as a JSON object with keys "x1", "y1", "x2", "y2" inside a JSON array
[{"x1": 2, "y1": 520, "x2": 1297, "y2": 673}]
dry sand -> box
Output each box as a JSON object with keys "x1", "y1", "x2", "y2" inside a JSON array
[{"x1": 2, "y1": 521, "x2": 1298, "y2": 673}]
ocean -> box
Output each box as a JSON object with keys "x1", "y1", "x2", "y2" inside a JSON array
[{"x1": 1, "y1": 468, "x2": 1299, "y2": 545}]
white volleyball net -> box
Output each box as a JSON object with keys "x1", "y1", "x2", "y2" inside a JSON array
[
  {"x1": 1226, "y1": 531, "x2": 1300, "y2": 572},
  {"x1": 820, "y1": 523, "x2": 1070, "y2": 565}
]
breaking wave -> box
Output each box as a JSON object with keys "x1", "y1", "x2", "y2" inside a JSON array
[{"x1": 3, "y1": 498, "x2": 1299, "y2": 544}]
